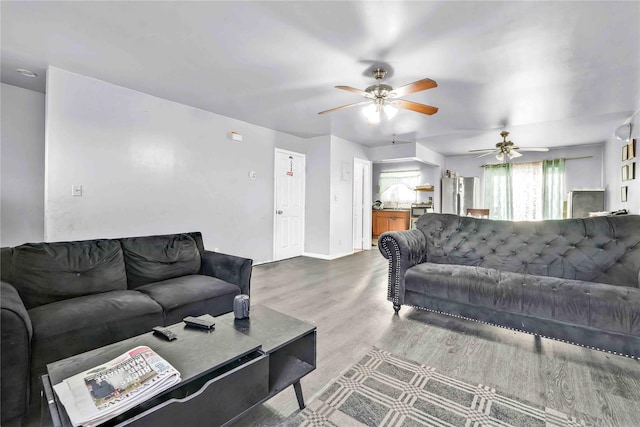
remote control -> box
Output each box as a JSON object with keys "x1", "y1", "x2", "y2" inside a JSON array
[
  {"x1": 152, "y1": 326, "x2": 177, "y2": 341},
  {"x1": 183, "y1": 316, "x2": 215, "y2": 330}
]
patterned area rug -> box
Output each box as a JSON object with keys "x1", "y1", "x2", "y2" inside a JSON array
[{"x1": 291, "y1": 347, "x2": 594, "y2": 427}]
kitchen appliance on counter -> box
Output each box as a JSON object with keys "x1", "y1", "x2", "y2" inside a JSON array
[
  {"x1": 411, "y1": 203, "x2": 434, "y2": 217},
  {"x1": 411, "y1": 200, "x2": 434, "y2": 229},
  {"x1": 441, "y1": 176, "x2": 480, "y2": 216}
]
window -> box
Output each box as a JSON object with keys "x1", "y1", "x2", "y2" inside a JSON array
[
  {"x1": 378, "y1": 170, "x2": 420, "y2": 208},
  {"x1": 484, "y1": 159, "x2": 565, "y2": 221}
]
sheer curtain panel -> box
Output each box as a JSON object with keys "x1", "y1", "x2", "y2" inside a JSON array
[
  {"x1": 512, "y1": 162, "x2": 543, "y2": 221},
  {"x1": 484, "y1": 164, "x2": 512, "y2": 220}
]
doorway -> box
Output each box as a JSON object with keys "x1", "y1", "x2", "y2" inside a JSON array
[
  {"x1": 273, "y1": 149, "x2": 306, "y2": 261},
  {"x1": 353, "y1": 158, "x2": 372, "y2": 251}
]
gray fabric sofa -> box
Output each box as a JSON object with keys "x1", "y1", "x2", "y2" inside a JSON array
[
  {"x1": 379, "y1": 213, "x2": 640, "y2": 358},
  {"x1": 0, "y1": 232, "x2": 252, "y2": 425}
]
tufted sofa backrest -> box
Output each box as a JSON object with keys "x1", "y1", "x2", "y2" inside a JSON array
[{"x1": 417, "y1": 213, "x2": 640, "y2": 288}]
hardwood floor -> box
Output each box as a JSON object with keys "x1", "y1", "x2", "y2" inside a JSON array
[{"x1": 231, "y1": 249, "x2": 640, "y2": 426}]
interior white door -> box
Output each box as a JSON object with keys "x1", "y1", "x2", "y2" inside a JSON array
[
  {"x1": 353, "y1": 161, "x2": 365, "y2": 250},
  {"x1": 274, "y1": 149, "x2": 305, "y2": 261},
  {"x1": 353, "y1": 158, "x2": 372, "y2": 251}
]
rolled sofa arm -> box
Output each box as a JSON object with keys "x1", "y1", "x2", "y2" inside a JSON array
[
  {"x1": 200, "y1": 250, "x2": 253, "y2": 296},
  {"x1": 1, "y1": 281, "x2": 33, "y2": 424},
  {"x1": 378, "y1": 229, "x2": 428, "y2": 310}
]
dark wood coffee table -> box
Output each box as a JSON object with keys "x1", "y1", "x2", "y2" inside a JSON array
[{"x1": 42, "y1": 305, "x2": 316, "y2": 426}]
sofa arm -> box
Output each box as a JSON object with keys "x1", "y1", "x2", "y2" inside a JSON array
[
  {"x1": 200, "y1": 250, "x2": 253, "y2": 296},
  {"x1": 378, "y1": 229, "x2": 428, "y2": 309},
  {"x1": 1, "y1": 281, "x2": 33, "y2": 424}
]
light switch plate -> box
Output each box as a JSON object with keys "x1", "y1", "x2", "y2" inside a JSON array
[{"x1": 72, "y1": 185, "x2": 82, "y2": 197}]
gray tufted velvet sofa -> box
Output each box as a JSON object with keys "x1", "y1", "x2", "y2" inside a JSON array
[
  {"x1": 0, "y1": 232, "x2": 252, "y2": 425},
  {"x1": 378, "y1": 213, "x2": 640, "y2": 358}
]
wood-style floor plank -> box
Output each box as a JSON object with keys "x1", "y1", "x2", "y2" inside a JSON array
[{"x1": 231, "y1": 249, "x2": 640, "y2": 426}]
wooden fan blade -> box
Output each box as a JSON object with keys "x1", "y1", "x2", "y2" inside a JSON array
[
  {"x1": 318, "y1": 101, "x2": 370, "y2": 115},
  {"x1": 391, "y1": 99, "x2": 438, "y2": 115},
  {"x1": 516, "y1": 147, "x2": 549, "y2": 152},
  {"x1": 335, "y1": 86, "x2": 374, "y2": 98},
  {"x1": 468, "y1": 148, "x2": 497, "y2": 152},
  {"x1": 389, "y1": 78, "x2": 437, "y2": 98},
  {"x1": 476, "y1": 151, "x2": 497, "y2": 158}
]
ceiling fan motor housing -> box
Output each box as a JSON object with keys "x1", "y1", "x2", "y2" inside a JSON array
[
  {"x1": 372, "y1": 68, "x2": 387, "y2": 80},
  {"x1": 366, "y1": 83, "x2": 393, "y2": 98}
]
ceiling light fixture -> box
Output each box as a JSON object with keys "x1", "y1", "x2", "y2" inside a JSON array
[
  {"x1": 496, "y1": 152, "x2": 505, "y2": 161},
  {"x1": 362, "y1": 104, "x2": 380, "y2": 123},
  {"x1": 383, "y1": 104, "x2": 398, "y2": 119},
  {"x1": 362, "y1": 101, "x2": 397, "y2": 124},
  {"x1": 16, "y1": 68, "x2": 38, "y2": 78}
]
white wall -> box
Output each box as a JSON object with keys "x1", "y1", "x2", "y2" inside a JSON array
[
  {"x1": 329, "y1": 136, "x2": 370, "y2": 257},
  {"x1": 368, "y1": 141, "x2": 445, "y2": 167},
  {"x1": 303, "y1": 135, "x2": 371, "y2": 259},
  {"x1": 304, "y1": 136, "x2": 331, "y2": 255},
  {"x1": 1, "y1": 84, "x2": 46, "y2": 246},
  {"x1": 445, "y1": 143, "x2": 605, "y2": 210},
  {"x1": 44, "y1": 67, "x2": 308, "y2": 263},
  {"x1": 604, "y1": 112, "x2": 640, "y2": 213}
]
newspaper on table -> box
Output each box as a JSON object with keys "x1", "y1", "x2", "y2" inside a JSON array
[{"x1": 53, "y1": 346, "x2": 181, "y2": 427}]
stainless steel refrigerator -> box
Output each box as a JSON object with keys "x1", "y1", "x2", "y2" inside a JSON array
[{"x1": 441, "y1": 177, "x2": 481, "y2": 215}]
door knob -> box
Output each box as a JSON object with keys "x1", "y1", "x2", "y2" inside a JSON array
[{"x1": 277, "y1": 210, "x2": 283, "y2": 215}]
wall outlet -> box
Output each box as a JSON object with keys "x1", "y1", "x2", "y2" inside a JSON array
[{"x1": 72, "y1": 185, "x2": 82, "y2": 197}]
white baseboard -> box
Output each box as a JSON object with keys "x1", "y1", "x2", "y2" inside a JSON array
[
  {"x1": 302, "y1": 251, "x2": 354, "y2": 260},
  {"x1": 257, "y1": 250, "x2": 358, "y2": 264}
]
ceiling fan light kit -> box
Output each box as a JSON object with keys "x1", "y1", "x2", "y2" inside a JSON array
[
  {"x1": 319, "y1": 67, "x2": 438, "y2": 123},
  {"x1": 383, "y1": 104, "x2": 398, "y2": 119},
  {"x1": 362, "y1": 104, "x2": 380, "y2": 123},
  {"x1": 361, "y1": 103, "x2": 398, "y2": 123}
]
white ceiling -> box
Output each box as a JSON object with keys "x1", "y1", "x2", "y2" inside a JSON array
[{"x1": 2, "y1": 1, "x2": 638, "y2": 156}]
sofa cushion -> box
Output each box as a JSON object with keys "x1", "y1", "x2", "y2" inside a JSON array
[
  {"x1": 28, "y1": 290, "x2": 163, "y2": 388},
  {"x1": 121, "y1": 234, "x2": 202, "y2": 288},
  {"x1": 136, "y1": 274, "x2": 240, "y2": 324},
  {"x1": 1, "y1": 282, "x2": 32, "y2": 422},
  {"x1": 405, "y1": 262, "x2": 640, "y2": 335},
  {"x1": 11, "y1": 240, "x2": 127, "y2": 309}
]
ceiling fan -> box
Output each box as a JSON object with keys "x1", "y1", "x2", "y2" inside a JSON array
[
  {"x1": 318, "y1": 68, "x2": 438, "y2": 123},
  {"x1": 469, "y1": 131, "x2": 549, "y2": 161}
]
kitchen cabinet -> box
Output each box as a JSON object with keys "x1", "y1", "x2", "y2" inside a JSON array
[{"x1": 372, "y1": 210, "x2": 410, "y2": 237}]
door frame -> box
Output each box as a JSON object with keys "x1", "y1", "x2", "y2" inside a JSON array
[
  {"x1": 353, "y1": 158, "x2": 372, "y2": 251},
  {"x1": 273, "y1": 148, "x2": 306, "y2": 261}
]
